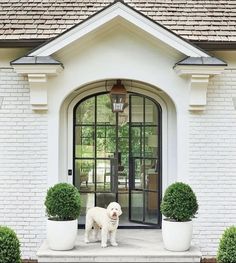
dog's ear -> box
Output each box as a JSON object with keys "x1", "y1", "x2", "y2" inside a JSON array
[
  {"x1": 116, "y1": 204, "x2": 122, "y2": 216},
  {"x1": 118, "y1": 207, "x2": 122, "y2": 216},
  {"x1": 106, "y1": 203, "x2": 112, "y2": 216}
]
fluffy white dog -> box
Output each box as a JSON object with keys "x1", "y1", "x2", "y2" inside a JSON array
[{"x1": 84, "y1": 202, "x2": 122, "y2": 248}]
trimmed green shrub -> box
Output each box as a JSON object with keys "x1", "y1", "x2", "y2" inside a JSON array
[
  {"x1": 160, "y1": 182, "x2": 198, "y2": 221},
  {"x1": 45, "y1": 183, "x2": 81, "y2": 220},
  {"x1": 0, "y1": 226, "x2": 21, "y2": 263},
  {"x1": 217, "y1": 226, "x2": 236, "y2": 263}
]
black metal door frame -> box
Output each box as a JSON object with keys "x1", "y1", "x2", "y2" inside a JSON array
[
  {"x1": 73, "y1": 92, "x2": 162, "y2": 228},
  {"x1": 128, "y1": 94, "x2": 162, "y2": 228}
]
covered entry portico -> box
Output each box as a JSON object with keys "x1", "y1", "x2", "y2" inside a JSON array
[
  {"x1": 10, "y1": 1, "x2": 226, "y2": 260},
  {"x1": 11, "y1": 0, "x2": 225, "y2": 193}
]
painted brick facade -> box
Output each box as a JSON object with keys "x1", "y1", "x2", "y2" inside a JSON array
[
  {"x1": 191, "y1": 68, "x2": 236, "y2": 257},
  {"x1": 0, "y1": 68, "x2": 47, "y2": 259}
]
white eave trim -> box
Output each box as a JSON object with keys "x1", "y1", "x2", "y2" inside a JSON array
[
  {"x1": 30, "y1": 1, "x2": 209, "y2": 58},
  {"x1": 174, "y1": 65, "x2": 226, "y2": 76},
  {"x1": 12, "y1": 64, "x2": 63, "y2": 75}
]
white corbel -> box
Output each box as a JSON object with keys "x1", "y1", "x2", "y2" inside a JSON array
[
  {"x1": 28, "y1": 74, "x2": 48, "y2": 110},
  {"x1": 189, "y1": 74, "x2": 209, "y2": 111},
  {"x1": 175, "y1": 65, "x2": 226, "y2": 111},
  {"x1": 12, "y1": 64, "x2": 63, "y2": 111}
]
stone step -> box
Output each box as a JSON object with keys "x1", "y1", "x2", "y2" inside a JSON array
[{"x1": 37, "y1": 229, "x2": 202, "y2": 263}]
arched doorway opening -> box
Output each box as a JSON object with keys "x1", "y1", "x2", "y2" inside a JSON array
[{"x1": 73, "y1": 92, "x2": 162, "y2": 228}]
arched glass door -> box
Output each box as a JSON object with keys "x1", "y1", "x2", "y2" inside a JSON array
[{"x1": 73, "y1": 93, "x2": 161, "y2": 228}]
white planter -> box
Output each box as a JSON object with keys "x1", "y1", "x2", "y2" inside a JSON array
[
  {"x1": 47, "y1": 219, "x2": 78, "y2": 250},
  {"x1": 162, "y1": 219, "x2": 193, "y2": 251}
]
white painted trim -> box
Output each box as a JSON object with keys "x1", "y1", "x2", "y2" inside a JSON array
[
  {"x1": 175, "y1": 65, "x2": 226, "y2": 75},
  {"x1": 28, "y1": 73, "x2": 47, "y2": 83},
  {"x1": 12, "y1": 64, "x2": 63, "y2": 75},
  {"x1": 30, "y1": 2, "x2": 208, "y2": 57}
]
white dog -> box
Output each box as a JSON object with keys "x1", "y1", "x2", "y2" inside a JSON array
[{"x1": 84, "y1": 202, "x2": 122, "y2": 248}]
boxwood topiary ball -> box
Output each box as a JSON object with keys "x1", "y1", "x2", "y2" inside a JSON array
[
  {"x1": 0, "y1": 226, "x2": 21, "y2": 263},
  {"x1": 160, "y1": 182, "x2": 198, "y2": 222},
  {"x1": 217, "y1": 226, "x2": 236, "y2": 263},
  {"x1": 45, "y1": 183, "x2": 81, "y2": 221}
]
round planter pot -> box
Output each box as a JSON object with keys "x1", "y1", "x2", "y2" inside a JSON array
[
  {"x1": 47, "y1": 219, "x2": 78, "y2": 250},
  {"x1": 162, "y1": 219, "x2": 193, "y2": 252}
]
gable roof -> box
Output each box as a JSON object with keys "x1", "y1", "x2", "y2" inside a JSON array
[
  {"x1": 26, "y1": 0, "x2": 209, "y2": 58},
  {"x1": 0, "y1": 0, "x2": 236, "y2": 48}
]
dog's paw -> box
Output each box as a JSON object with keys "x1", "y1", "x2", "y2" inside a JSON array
[
  {"x1": 101, "y1": 243, "x2": 107, "y2": 248},
  {"x1": 111, "y1": 242, "x2": 118, "y2": 247}
]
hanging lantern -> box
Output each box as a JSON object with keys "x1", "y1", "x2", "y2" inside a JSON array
[{"x1": 110, "y1": 80, "x2": 127, "y2": 112}]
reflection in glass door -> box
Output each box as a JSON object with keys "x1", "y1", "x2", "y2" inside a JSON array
[
  {"x1": 129, "y1": 95, "x2": 161, "y2": 226},
  {"x1": 73, "y1": 92, "x2": 161, "y2": 228}
]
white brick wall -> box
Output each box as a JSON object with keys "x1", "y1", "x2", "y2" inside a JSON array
[
  {"x1": 1, "y1": 66, "x2": 236, "y2": 259},
  {"x1": 0, "y1": 68, "x2": 47, "y2": 259},
  {"x1": 190, "y1": 69, "x2": 236, "y2": 257}
]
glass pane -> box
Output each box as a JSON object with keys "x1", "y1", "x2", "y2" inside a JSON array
[
  {"x1": 134, "y1": 158, "x2": 143, "y2": 189},
  {"x1": 145, "y1": 191, "x2": 158, "y2": 224},
  {"x1": 146, "y1": 166, "x2": 158, "y2": 191},
  {"x1": 145, "y1": 98, "x2": 158, "y2": 125},
  {"x1": 96, "y1": 159, "x2": 111, "y2": 192},
  {"x1": 131, "y1": 190, "x2": 143, "y2": 222},
  {"x1": 131, "y1": 96, "x2": 144, "y2": 123},
  {"x1": 118, "y1": 137, "x2": 129, "y2": 163},
  {"x1": 75, "y1": 126, "x2": 94, "y2": 158},
  {"x1": 145, "y1": 126, "x2": 158, "y2": 158},
  {"x1": 76, "y1": 97, "x2": 95, "y2": 124},
  {"x1": 74, "y1": 159, "x2": 95, "y2": 191},
  {"x1": 118, "y1": 193, "x2": 128, "y2": 225},
  {"x1": 118, "y1": 168, "x2": 128, "y2": 191},
  {"x1": 96, "y1": 193, "x2": 116, "y2": 208},
  {"x1": 97, "y1": 94, "x2": 116, "y2": 125},
  {"x1": 79, "y1": 193, "x2": 94, "y2": 225},
  {"x1": 97, "y1": 126, "x2": 116, "y2": 158},
  {"x1": 118, "y1": 122, "x2": 129, "y2": 137},
  {"x1": 131, "y1": 126, "x2": 143, "y2": 157},
  {"x1": 118, "y1": 107, "x2": 129, "y2": 127}
]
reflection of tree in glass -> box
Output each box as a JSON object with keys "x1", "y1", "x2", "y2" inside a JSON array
[
  {"x1": 131, "y1": 127, "x2": 142, "y2": 157},
  {"x1": 76, "y1": 97, "x2": 95, "y2": 124},
  {"x1": 77, "y1": 94, "x2": 157, "y2": 173}
]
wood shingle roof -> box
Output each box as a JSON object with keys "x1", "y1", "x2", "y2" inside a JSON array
[{"x1": 0, "y1": 0, "x2": 236, "y2": 45}]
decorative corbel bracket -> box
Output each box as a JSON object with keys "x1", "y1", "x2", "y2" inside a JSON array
[
  {"x1": 174, "y1": 57, "x2": 227, "y2": 111},
  {"x1": 11, "y1": 56, "x2": 63, "y2": 111},
  {"x1": 189, "y1": 74, "x2": 209, "y2": 111}
]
